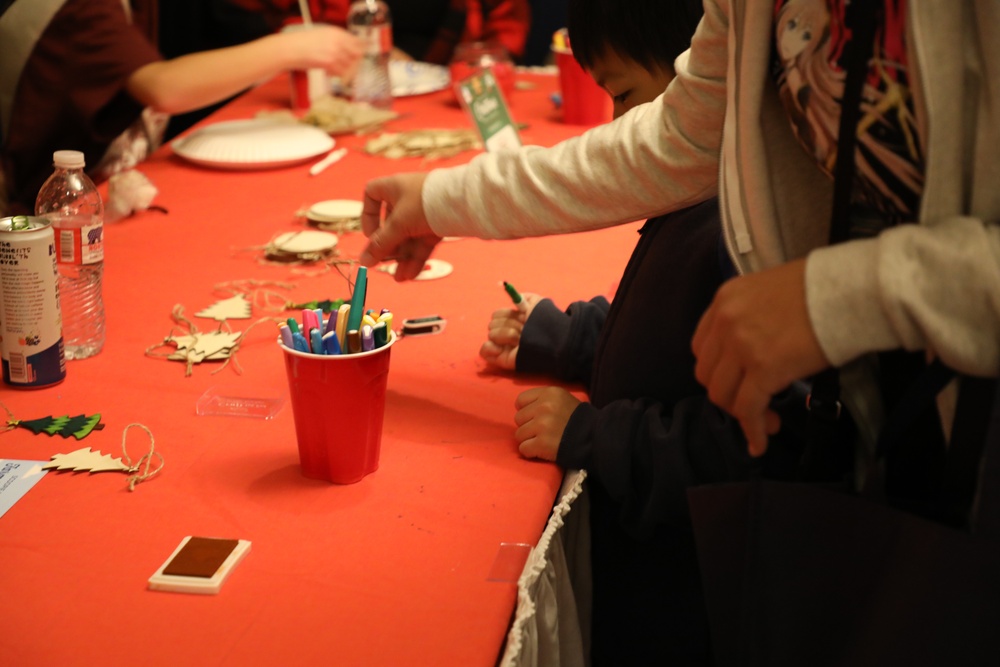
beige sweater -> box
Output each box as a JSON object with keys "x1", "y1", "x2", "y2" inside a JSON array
[{"x1": 423, "y1": 0, "x2": 1000, "y2": 445}]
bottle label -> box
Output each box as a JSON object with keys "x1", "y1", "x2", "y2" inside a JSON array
[
  {"x1": 355, "y1": 24, "x2": 391, "y2": 56},
  {"x1": 55, "y1": 220, "x2": 104, "y2": 265}
]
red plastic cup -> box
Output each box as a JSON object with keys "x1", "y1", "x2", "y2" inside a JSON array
[
  {"x1": 281, "y1": 21, "x2": 331, "y2": 112},
  {"x1": 280, "y1": 333, "x2": 395, "y2": 483},
  {"x1": 554, "y1": 48, "x2": 612, "y2": 125}
]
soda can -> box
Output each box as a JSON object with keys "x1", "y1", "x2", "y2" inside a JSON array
[{"x1": 0, "y1": 215, "x2": 66, "y2": 387}]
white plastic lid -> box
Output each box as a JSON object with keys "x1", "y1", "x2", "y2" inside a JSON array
[{"x1": 53, "y1": 150, "x2": 85, "y2": 169}]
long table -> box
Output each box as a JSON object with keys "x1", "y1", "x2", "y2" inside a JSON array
[{"x1": 0, "y1": 70, "x2": 639, "y2": 666}]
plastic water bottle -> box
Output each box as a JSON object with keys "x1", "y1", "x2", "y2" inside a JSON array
[
  {"x1": 347, "y1": 0, "x2": 393, "y2": 109},
  {"x1": 34, "y1": 150, "x2": 105, "y2": 360}
]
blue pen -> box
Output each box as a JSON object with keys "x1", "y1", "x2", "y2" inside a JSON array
[
  {"x1": 310, "y1": 328, "x2": 324, "y2": 355},
  {"x1": 322, "y1": 330, "x2": 341, "y2": 355},
  {"x1": 346, "y1": 266, "x2": 367, "y2": 334},
  {"x1": 291, "y1": 331, "x2": 309, "y2": 353},
  {"x1": 279, "y1": 324, "x2": 294, "y2": 348},
  {"x1": 361, "y1": 324, "x2": 374, "y2": 351}
]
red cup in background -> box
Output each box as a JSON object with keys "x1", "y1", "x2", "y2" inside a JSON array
[
  {"x1": 280, "y1": 333, "x2": 395, "y2": 484},
  {"x1": 554, "y1": 48, "x2": 611, "y2": 125},
  {"x1": 281, "y1": 21, "x2": 331, "y2": 111}
]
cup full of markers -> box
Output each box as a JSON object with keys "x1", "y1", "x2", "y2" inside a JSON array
[{"x1": 278, "y1": 266, "x2": 395, "y2": 484}]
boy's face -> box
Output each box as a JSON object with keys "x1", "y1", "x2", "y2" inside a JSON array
[{"x1": 586, "y1": 49, "x2": 675, "y2": 119}]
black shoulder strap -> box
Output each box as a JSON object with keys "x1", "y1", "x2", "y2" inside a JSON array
[{"x1": 801, "y1": 0, "x2": 882, "y2": 481}]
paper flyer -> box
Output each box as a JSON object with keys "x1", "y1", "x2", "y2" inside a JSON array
[{"x1": 0, "y1": 459, "x2": 48, "y2": 519}]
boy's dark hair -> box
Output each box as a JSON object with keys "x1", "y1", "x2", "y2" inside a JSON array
[{"x1": 567, "y1": 0, "x2": 705, "y2": 72}]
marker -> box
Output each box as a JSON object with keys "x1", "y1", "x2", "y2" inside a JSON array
[
  {"x1": 347, "y1": 329, "x2": 361, "y2": 354},
  {"x1": 310, "y1": 328, "x2": 323, "y2": 355},
  {"x1": 322, "y1": 330, "x2": 341, "y2": 355},
  {"x1": 362, "y1": 313, "x2": 378, "y2": 328},
  {"x1": 313, "y1": 308, "x2": 325, "y2": 333},
  {"x1": 336, "y1": 303, "x2": 350, "y2": 344},
  {"x1": 286, "y1": 317, "x2": 301, "y2": 334},
  {"x1": 324, "y1": 306, "x2": 339, "y2": 335},
  {"x1": 346, "y1": 266, "x2": 367, "y2": 334},
  {"x1": 291, "y1": 331, "x2": 309, "y2": 353},
  {"x1": 279, "y1": 324, "x2": 294, "y2": 348},
  {"x1": 372, "y1": 321, "x2": 388, "y2": 348},
  {"x1": 376, "y1": 311, "x2": 392, "y2": 333},
  {"x1": 503, "y1": 281, "x2": 527, "y2": 313},
  {"x1": 301, "y1": 309, "x2": 318, "y2": 334},
  {"x1": 361, "y1": 324, "x2": 374, "y2": 351}
]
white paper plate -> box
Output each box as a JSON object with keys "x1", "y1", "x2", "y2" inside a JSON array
[
  {"x1": 390, "y1": 61, "x2": 451, "y2": 97},
  {"x1": 172, "y1": 119, "x2": 335, "y2": 170}
]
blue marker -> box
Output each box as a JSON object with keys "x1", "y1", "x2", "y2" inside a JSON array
[
  {"x1": 310, "y1": 328, "x2": 323, "y2": 355},
  {"x1": 291, "y1": 332, "x2": 309, "y2": 353},
  {"x1": 313, "y1": 309, "x2": 325, "y2": 334},
  {"x1": 322, "y1": 331, "x2": 341, "y2": 355}
]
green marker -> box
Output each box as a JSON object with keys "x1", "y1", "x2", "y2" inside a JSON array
[
  {"x1": 503, "y1": 281, "x2": 527, "y2": 313},
  {"x1": 346, "y1": 266, "x2": 368, "y2": 334}
]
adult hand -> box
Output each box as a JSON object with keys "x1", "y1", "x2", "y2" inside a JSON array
[
  {"x1": 513, "y1": 386, "x2": 580, "y2": 461},
  {"x1": 360, "y1": 172, "x2": 443, "y2": 281},
  {"x1": 479, "y1": 293, "x2": 542, "y2": 370},
  {"x1": 691, "y1": 258, "x2": 829, "y2": 456},
  {"x1": 291, "y1": 26, "x2": 363, "y2": 80}
]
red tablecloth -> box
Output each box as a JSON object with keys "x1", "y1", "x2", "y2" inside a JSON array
[{"x1": 0, "y1": 72, "x2": 640, "y2": 666}]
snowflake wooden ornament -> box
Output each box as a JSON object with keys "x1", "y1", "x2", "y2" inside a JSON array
[{"x1": 195, "y1": 294, "x2": 252, "y2": 321}]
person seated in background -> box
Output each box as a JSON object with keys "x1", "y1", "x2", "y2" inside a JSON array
[
  {"x1": 0, "y1": 0, "x2": 361, "y2": 216},
  {"x1": 228, "y1": 0, "x2": 531, "y2": 64}
]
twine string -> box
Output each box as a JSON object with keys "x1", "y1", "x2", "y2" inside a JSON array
[{"x1": 120, "y1": 423, "x2": 164, "y2": 491}]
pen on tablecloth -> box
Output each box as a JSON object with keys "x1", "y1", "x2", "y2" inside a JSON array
[
  {"x1": 309, "y1": 147, "x2": 347, "y2": 176},
  {"x1": 503, "y1": 281, "x2": 527, "y2": 313}
]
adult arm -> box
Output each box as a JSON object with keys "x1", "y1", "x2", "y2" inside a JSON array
[
  {"x1": 423, "y1": 0, "x2": 728, "y2": 239},
  {"x1": 360, "y1": 0, "x2": 729, "y2": 271},
  {"x1": 127, "y1": 26, "x2": 360, "y2": 114}
]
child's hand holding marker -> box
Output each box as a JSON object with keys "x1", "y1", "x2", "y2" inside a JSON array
[
  {"x1": 279, "y1": 266, "x2": 393, "y2": 356},
  {"x1": 480, "y1": 281, "x2": 541, "y2": 371}
]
